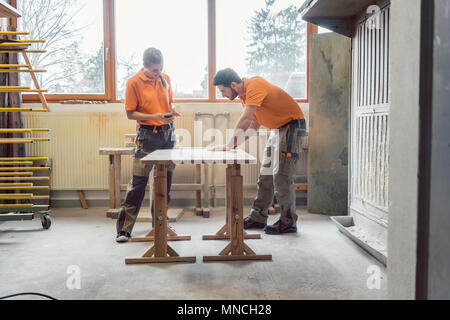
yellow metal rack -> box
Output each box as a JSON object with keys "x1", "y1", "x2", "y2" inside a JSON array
[{"x1": 0, "y1": 2, "x2": 51, "y2": 228}]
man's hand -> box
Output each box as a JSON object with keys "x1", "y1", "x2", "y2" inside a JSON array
[
  {"x1": 155, "y1": 113, "x2": 175, "y2": 123},
  {"x1": 171, "y1": 109, "x2": 181, "y2": 117},
  {"x1": 207, "y1": 144, "x2": 231, "y2": 152}
]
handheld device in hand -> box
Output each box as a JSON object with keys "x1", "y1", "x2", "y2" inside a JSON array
[{"x1": 163, "y1": 113, "x2": 173, "y2": 118}]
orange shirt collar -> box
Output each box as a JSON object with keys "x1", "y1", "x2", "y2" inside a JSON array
[{"x1": 138, "y1": 68, "x2": 159, "y2": 84}]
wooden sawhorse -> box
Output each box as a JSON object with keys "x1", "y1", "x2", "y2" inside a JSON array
[
  {"x1": 203, "y1": 164, "x2": 272, "y2": 262},
  {"x1": 125, "y1": 164, "x2": 195, "y2": 264},
  {"x1": 202, "y1": 165, "x2": 261, "y2": 241},
  {"x1": 99, "y1": 147, "x2": 134, "y2": 218}
]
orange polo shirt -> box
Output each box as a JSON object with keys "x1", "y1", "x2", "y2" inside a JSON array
[
  {"x1": 239, "y1": 77, "x2": 304, "y2": 129},
  {"x1": 125, "y1": 69, "x2": 174, "y2": 126}
]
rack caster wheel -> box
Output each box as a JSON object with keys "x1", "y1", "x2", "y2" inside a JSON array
[{"x1": 41, "y1": 213, "x2": 51, "y2": 229}]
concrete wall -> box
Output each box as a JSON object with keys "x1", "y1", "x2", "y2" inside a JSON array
[
  {"x1": 307, "y1": 32, "x2": 351, "y2": 215},
  {"x1": 387, "y1": 0, "x2": 421, "y2": 300},
  {"x1": 427, "y1": 0, "x2": 450, "y2": 300}
]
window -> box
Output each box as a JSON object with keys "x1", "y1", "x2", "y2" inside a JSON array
[
  {"x1": 17, "y1": 0, "x2": 105, "y2": 98},
  {"x1": 115, "y1": 0, "x2": 208, "y2": 100},
  {"x1": 216, "y1": 0, "x2": 308, "y2": 100},
  {"x1": 14, "y1": 0, "x2": 315, "y2": 103}
]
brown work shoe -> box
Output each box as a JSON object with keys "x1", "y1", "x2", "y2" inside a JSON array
[
  {"x1": 243, "y1": 216, "x2": 266, "y2": 229},
  {"x1": 264, "y1": 220, "x2": 297, "y2": 235}
]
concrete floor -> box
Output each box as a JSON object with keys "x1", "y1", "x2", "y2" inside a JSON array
[{"x1": 0, "y1": 206, "x2": 387, "y2": 300}]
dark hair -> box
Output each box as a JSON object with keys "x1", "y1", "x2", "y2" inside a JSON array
[
  {"x1": 143, "y1": 47, "x2": 167, "y2": 88},
  {"x1": 213, "y1": 68, "x2": 242, "y2": 87}
]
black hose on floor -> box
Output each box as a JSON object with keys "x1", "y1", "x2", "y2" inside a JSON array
[{"x1": 0, "y1": 292, "x2": 57, "y2": 300}]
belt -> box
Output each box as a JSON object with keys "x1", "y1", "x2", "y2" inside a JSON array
[
  {"x1": 139, "y1": 122, "x2": 174, "y2": 132},
  {"x1": 281, "y1": 119, "x2": 306, "y2": 160},
  {"x1": 279, "y1": 118, "x2": 304, "y2": 129}
]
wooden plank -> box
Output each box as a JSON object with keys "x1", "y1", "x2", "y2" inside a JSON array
[
  {"x1": 140, "y1": 148, "x2": 256, "y2": 165},
  {"x1": 77, "y1": 190, "x2": 88, "y2": 209},
  {"x1": 131, "y1": 235, "x2": 191, "y2": 242},
  {"x1": 166, "y1": 245, "x2": 180, "y2": 257},
  {"x1": 226, "y1": 165, "x2": 232, "y2": 227},
  {"x1": 230, "y1": 169, "x2": 244, "y2": 255},
  {"x1": 131, "y1": 208, "x2": 186, "y2": 223},
  {"x1": 219, "y1": 243, "x2": 232, "y2": 256},
  {"x1": 125, "y1": 256, "x2": 196, "y2": 264},
  {"x1": 142, "y1": 246, "x2": 155, "y2": 258},
  {"x1": 203, "y1": 163, "x2": 210, "y2": 217},
  {"x1": 120, "y1": 184, "x2": 203, "y2": 192},
  {"x1": 243, "y1": 243, "x2": 256, "y2": 255},
  {"x1": 21, "y1": 51, "x2": 50, "y2": 111},
  {"x1": 108, "y1": 155, "x2": 115, "y2": 209},
  {"x1": 99, "y1": 147, "x2": 134, "y2": 155},
  {"x1": 195, "y1": 164, "x2": 202, "y2": 215},
  {"x1": 113, "y1": 154, "x2": 121, "y2": 208},
  {"x1": 131, "y1": 223, "x2": 191, "y2": 242},
  {"x1": 203, "y1": 255, "x2": 272, "y2": 262},
  {"x1": 203, "y1": 232, "x2": 261, "y2": 240},
  {"x1": 154, "y1": 165, "x2": 168, "y2": 257}
]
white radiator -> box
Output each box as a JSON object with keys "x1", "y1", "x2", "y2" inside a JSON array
[{"x1": 22, "y1": 110, "x2": 263, "y2": 190}]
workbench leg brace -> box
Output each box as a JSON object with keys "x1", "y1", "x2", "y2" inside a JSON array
[
  {"x1": 203, "y1": 165, "x2": 272, "y2": 262},
  {"x1": 107, "y1": 154, "x2": 122, "y2": 218},
  {"x1": 203, "y1": 165, "x2": 261, "y2": 240},
  {"x1": 131, "y1": 166, "x2": 191, "y2": 243},
  {"x1": 126, "y1": 165, "x2": 196, "y2": 264}
]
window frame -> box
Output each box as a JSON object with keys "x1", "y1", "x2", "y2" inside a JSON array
[{"x1": 13, "y1": 0, "x2": 316, "y2": 104}]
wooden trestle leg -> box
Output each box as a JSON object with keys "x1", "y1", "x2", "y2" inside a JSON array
[
  {"x1": 203, "y1": 164, "x2": 271, "y2": 262},
  {"x1": 202, "y1": 165, "x2": 261, "y2": 240},
  {"x1": 126, "y1": 165, "x2": 196, "y2": 264}
]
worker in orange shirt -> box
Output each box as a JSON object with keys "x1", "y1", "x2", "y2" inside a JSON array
[
  {"x1": 210, "y1": 68, "x2": 306, "y2": 234},
  {"x1": 116, "y1": 48, "x2": 180, "y2": 242}
]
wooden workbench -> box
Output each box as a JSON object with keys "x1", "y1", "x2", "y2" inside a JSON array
[{"x1": 125, "y1": 148, "x2": 272, "y2": 264}]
